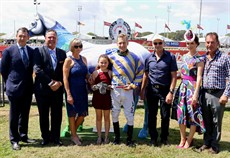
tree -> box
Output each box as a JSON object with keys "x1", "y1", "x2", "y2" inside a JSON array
[{"x1": 87, "y1": 32, "x2": 96, "y2": 36}]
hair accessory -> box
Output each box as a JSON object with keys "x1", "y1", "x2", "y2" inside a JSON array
[{"x1": 181, "y1": 20, "x2": 195, "y2": 42}]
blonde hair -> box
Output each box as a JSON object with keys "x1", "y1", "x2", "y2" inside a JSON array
[
  {"x1": 116, "y1": 33, "x2": 128, "y2": 42},
  {"x1": 69, "y1": 38, "x2": 82, "y2": 52}
]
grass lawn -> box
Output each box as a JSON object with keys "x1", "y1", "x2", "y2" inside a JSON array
[{"x1": 0, "y1": 103, "x2": 230, "y2": 158}]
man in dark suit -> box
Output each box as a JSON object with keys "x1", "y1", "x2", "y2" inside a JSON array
[
  {"x1": 1, "y1": 27, "x2": 35, "y2": 150},
  {"x1": 33, "y1": 29, "x2": 66, "y2": 146}
]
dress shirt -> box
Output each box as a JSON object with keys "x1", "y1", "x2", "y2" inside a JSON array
[{"x1": 203, "y1": 50, "x2": 230, "y2": 97}]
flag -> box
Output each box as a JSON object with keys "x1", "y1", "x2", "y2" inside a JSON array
[
  {"x1": 77, "y1": 21, "x2": 85, "y2": 26},
  {"x1": 197, "y1": 24, "x2": 204, "y2": 30},
  {"x1": 165, "y1": 23, "x2": 171, "y2": 31},
  {"x1": 227, "y1": 25, "x2": 230, "y2": 29},
  {"x1": 134, "y1": 32, "x2": 138, "y2": 38},
  {"x1": 135, "y1": 22, "x2": 142, "y2": 29},
  {"x1": 104, "y1": 21, "x2": 111, "y2": 26}
]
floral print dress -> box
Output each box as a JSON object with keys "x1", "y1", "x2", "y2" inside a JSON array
[{"x1": 177, "y1": 53, "x2": 205, "y2": 134}]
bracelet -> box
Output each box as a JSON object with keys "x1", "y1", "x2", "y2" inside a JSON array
[{"x1": 169, "y1": 89, "x2": 174, "y2": 94}]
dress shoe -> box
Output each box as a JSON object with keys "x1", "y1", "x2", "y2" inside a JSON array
[
  {"x1": 126, "y1": 140, "x2": 136, "y2": 147},
  {"x1": 161, "y1": 140, "x2": 170, "y2": 146},
  {"x1": 198, "y1": 144, "x2": 210, "y2": 152},
  {"x1": 41, "y1": 139, "x2": 49, "y2": 146},
  {"x1": 53, "y1": 139, "x2": 63, "y2": 146},
  {"x1": 208, "y1": 147, "x2": 219, "y2": 154},
  {"x1": 113, "y1": 138, "x2": 120, "y2": 145},
  {"x1": 21, "y1": 138, "x2": 36, "y2": 143},
  {"x1": 12, "y1": 142, "x2": 21, "y2": 150},
  {"x1": 149, "y1": 140, "x2": 158, "y2": 147}
]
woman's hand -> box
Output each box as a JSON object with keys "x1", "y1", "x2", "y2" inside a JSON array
[
  {"x1": 191, "y1": 94, "x2": 198, "y2": 108},
  {"x1": 67, "y1": 94, "x2": 74, "y2": 105}
]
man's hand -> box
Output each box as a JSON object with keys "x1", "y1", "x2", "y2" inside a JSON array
[
  {"x1": 165, "y1": 92, "x2": 173, "y2": 104},
  {"x1": 219, "y1": 95, "x2": 228, "y2": 105},
  {"x1": 50, "y1": 81, "x2": 62, "y2": 91}
]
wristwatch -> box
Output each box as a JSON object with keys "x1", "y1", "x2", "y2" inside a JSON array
[{"x1": 169, "y1": 89, "x2": 174, "y2": 94}]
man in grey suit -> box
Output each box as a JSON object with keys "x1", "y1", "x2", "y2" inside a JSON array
[
  {"x1": 33, "y1": 29, "x2": 66, "y2": 146},
  {"x1": 1, "y1": 27, "x2": 35, "y2": 150}
]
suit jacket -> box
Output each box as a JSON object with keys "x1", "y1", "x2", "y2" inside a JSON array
[
  {"x1": 33, "y1": 46, "x2": 66, "y2": 96},
  {"x1": 1, "y1": 44, "x2": 34, "y2": 97}
]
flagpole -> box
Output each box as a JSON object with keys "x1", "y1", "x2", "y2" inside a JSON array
[
  {"x1": 78, "y1": 5, "x2": 82, "y2": 34},
  {"x1": 167, "y1": 5, "x2": 171, "y2": 38},
  {"x1": 103, "y1": 22, "x2": 104, "y2": 37},
  {"x1": 198, "y1": 0, "x2": 202, "y2": 37},
  {"x1": 155, "y1": 16, "x2": 157, "y2": 34},
  {"x1": 217, "y1": 18, "x2": 220, "y2": 35},
  {"x1": 134, "y1": 25, "x2": 136, "y2": 39}
]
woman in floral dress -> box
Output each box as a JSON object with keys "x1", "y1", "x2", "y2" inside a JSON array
[{"x1": 176, "y1": 33, "x2": 205, "y2": 149}]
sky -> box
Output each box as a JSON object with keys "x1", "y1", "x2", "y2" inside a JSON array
[{"x1": 0, "y1": 0, "x2": 230, "y2": 38}]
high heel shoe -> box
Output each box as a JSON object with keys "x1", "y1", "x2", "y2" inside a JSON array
[
  {"x1": 183, "y1": 139, "x2": 193, "y2": 149},
  {"x1": 104, "y1": 138, "x2": 110, "y2": 144},
  {"x1": 97, "y1": 137, "x2": 103, "y2": 145},
  {"x1": 176, "y1": 141, "x2": 186, "y2": 149},
  {"x1": 176, "y1": 144, "x2": 184, "y2": 149},
  {"x1": 71, "y1": 136, "x2": 82, "y2": 146}
]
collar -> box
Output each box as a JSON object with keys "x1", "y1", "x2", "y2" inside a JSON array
[
  {"x1": 205, "y1": 49, "x2": 221, "y2": 60},
  {"x1": 117, "y1": 49, "x2": 129, "y2": 56},
  {"x1": 153, "y1": 49, "x2": 166, "y2": 57},
  {"x1": 48, "y1": 48, "x2": 56, "y2": 53},
  {"x1": 17, "y1": 43, "x2": 26, "y2": 50}
]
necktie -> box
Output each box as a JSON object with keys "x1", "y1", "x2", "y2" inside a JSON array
[
  {"x1": 21, "y1": 47, "x2": 29, "y2": 67},
  {"x1": 50, "y1": 50, "x2": 57, "y2": 69}
]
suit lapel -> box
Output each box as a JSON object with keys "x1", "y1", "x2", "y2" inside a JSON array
[{"x1": 44, "y1": 46, "x2": 54, "y2": 70}]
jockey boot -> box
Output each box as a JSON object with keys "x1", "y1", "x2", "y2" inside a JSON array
[
  {"x1": 126, "y1": 125, "x2": 136, "y2": 147},
  {"x1": 113, "y1": 122, "x2": 120, "y2": 145}
]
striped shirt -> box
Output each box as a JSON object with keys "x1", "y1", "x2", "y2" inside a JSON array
[
  {"x1": 106, "y1": 48, "x2": 144, "y2": 86},
  {"x1": 203, "y1": 50, "x2": 230, "y2": 97}
]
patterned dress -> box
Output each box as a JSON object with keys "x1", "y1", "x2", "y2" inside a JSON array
[{"x1": 177, "y1": 53, "x2": 205, "y2": 134}]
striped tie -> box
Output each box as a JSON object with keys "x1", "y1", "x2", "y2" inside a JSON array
[{"x1": 50, "y1": 50, "x2": 57, "y2": 69}]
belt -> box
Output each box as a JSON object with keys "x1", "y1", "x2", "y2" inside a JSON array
[
  {"x1": 152, "y1": 84, "x2": 166, "y2": 89},
  {"x1": 204, "y1": 89, "x2": 223, "y2": 94}
]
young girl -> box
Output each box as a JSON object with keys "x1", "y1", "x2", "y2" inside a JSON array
[{"x1": 89, "y1": 54, "x2": 112, "y2": 145}]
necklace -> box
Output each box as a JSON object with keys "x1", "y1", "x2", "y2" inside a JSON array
[{"x1": 187, "y1": 51, "x2": 198, "y2": 57}]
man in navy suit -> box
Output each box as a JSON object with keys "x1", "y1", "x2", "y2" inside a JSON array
[
  {"x1": 33, "y1": 29, "x2": 66, "y2": 146},
  {"x1": 1, "y1": 27, "x2": 35, "y2": 150}
]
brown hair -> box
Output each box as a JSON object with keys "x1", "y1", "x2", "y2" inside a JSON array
[
  {"x1": 96, "y1": 54, "x2": 112, "y2": 70},
  {"x1": 205, "y1": 32, "x2": 220, "y2": 45},
  {"x1": 45, "y1": 29, "x2": 57, "y2": 36},
  {"x1": 16, "y1": 27, "x2": 29, "y2": 35},
  {"x1": 194, "y1": 35, "x2": 200, "y2": 46}
]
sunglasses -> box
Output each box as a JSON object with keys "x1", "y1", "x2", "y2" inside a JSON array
[
  {"x1": 153, "y1": 42, "x2": 163, "y2": 45},
  {"x1": 74, "y1": 45, "x2": 83, "y2": 49}
]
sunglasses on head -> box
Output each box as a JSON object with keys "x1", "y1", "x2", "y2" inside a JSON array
[
  {"x1": 74, "y1": 45, "x2": 83, "y2": 49},
  {"x1": 153, "y1": 42, "x2": 163, "y2": 45}
]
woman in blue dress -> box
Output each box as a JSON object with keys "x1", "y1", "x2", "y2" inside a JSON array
[{"x1": 63, "y1": 38, "x2": 88, "y2": 145}]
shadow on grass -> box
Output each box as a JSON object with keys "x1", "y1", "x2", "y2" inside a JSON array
[{"x1": 55, "y1": 125, "x2": 230, "y2": 153}]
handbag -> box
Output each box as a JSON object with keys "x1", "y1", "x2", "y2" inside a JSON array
[{"x1": 171, "y1": 83, "x2": 181, "y2": 120}]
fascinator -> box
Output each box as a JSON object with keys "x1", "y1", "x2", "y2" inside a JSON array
[{"x1": 181, "y1": 20, "x2": 195, "y2": 42}]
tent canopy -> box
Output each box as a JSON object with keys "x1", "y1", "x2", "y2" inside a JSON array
[{"x1": 141, "y1": 33, "x2": 174, "y2": 42}]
